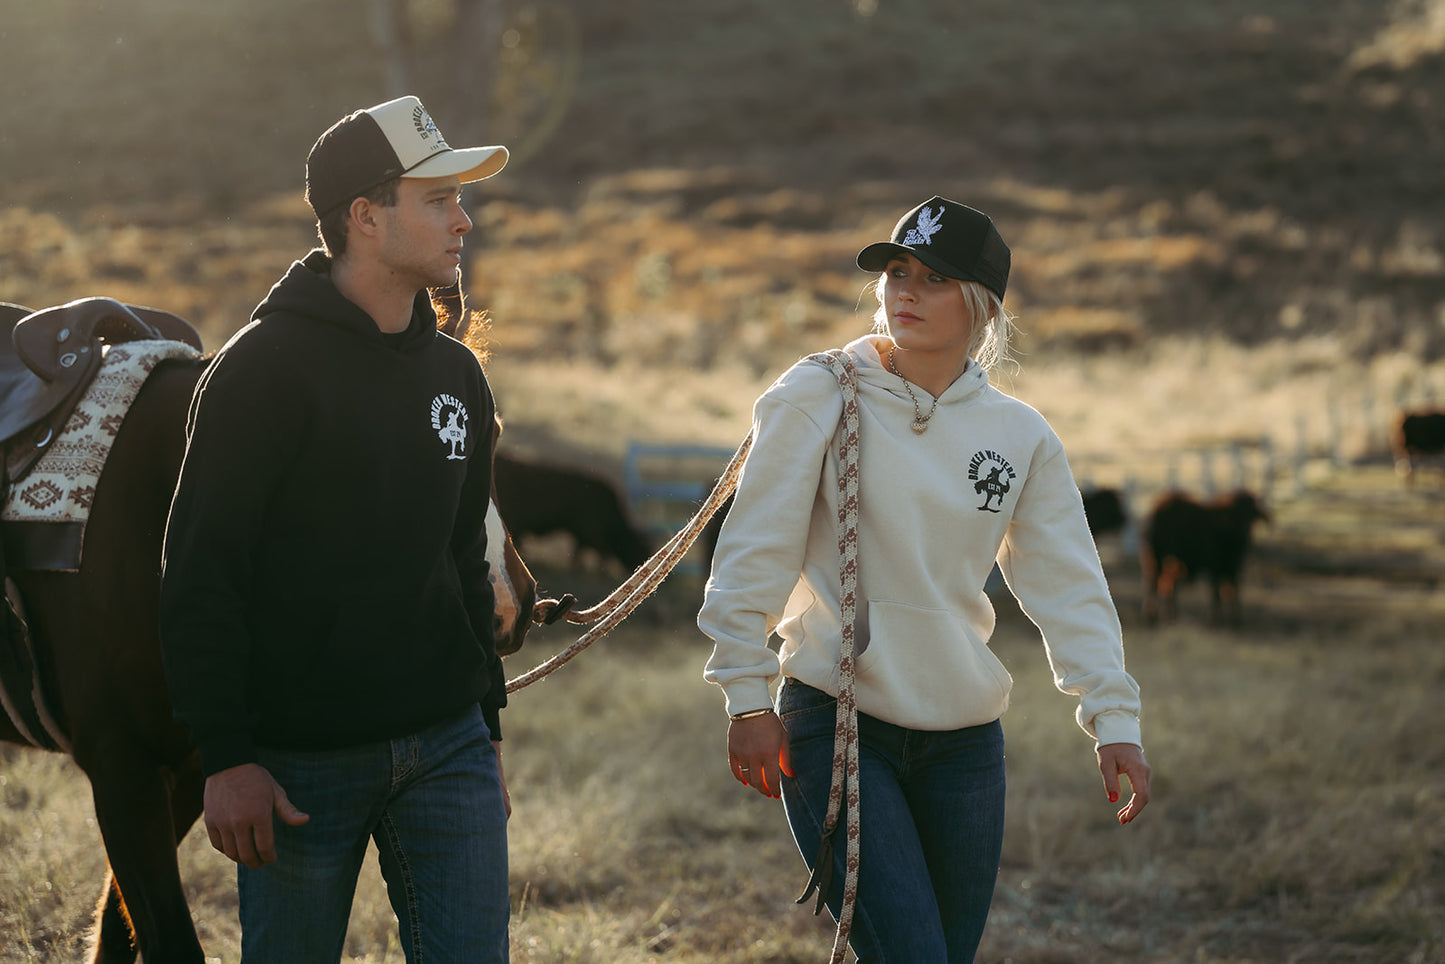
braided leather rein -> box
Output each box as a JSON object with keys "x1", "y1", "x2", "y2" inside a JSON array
[
  {"x1": 792, "y1": 349, "x2": 862, "y2": 962},
  {"x1": 505, "y1": 431, "x2": 753, "y2": 694}
]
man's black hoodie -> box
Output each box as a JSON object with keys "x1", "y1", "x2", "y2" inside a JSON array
[{"x1": 160, "y1": 250, "x2": 505, "y2": 777}]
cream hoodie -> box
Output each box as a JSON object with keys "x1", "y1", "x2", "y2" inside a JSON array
[{"x1": 698, "y1": 335, "x2": 1142, "y2": 748}]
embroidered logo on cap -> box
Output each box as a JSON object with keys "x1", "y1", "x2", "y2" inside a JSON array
[
  {"x1": 968, "y1": 449, "x2": 1016, "y2": 512},
  {"x1": 412, "y1": 105, "x2": 448, "y2": 152},
  {"x1": 431, "y1": 394, "x2": 468, "y2": 460},
  {"x1": 902, "y1": 206, "x2": 944, "y2": 246}
]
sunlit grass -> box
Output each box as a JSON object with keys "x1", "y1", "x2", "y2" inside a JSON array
[{"x1": 5, "y1": 484, "x2": 1442, "y2": 963}]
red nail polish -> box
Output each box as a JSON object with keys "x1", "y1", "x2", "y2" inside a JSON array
[{"x1": 1109, "y1": 791, "x2": 1118, "y2": 803}]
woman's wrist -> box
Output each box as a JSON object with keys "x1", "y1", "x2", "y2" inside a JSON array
[{"x1": 729, "y1": 707, "x2": 776, "y2": 721}]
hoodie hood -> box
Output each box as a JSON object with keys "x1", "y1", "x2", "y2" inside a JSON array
[
  {"x1": 251, "y1": 248, "x2": 439, "y2": 351},
  {"x1": 847, "y1": 334, "x2": 990, "y2": 407}
]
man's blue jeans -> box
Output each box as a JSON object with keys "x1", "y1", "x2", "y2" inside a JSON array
[
  {"x1": 237, "y1": 705, "x2": 509, "y2": 963},
  {"x1": 778, "y1": 680, "x2": 1006, "y2": 964}
]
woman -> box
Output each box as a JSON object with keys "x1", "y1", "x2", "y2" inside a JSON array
[{"x1": 698, "y1": 196, "x2": 1150, "y2": 962}]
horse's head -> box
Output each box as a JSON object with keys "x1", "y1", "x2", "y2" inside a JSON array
[
  {"x1": 485, "y1": 500, "x2": 536, "y2": 656},
  {"x1": 485, "y1": 413, "x2": 537, "y2": 656}
]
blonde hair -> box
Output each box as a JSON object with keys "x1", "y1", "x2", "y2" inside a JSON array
[{"x1": 870, "y1": 278, "x2": 1018, "y2": 373}]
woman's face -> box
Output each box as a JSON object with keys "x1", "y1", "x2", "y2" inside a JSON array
[{"x1": 879, "y1": 253, "x2": 975, "y2": 359}]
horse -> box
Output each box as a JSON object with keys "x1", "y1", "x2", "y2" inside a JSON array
[{"x1": 1, "y1": 330, "x2": 539, "y2": 962}]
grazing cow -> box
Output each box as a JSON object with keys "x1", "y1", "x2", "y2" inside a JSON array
[
  {"x1": 1081, "y1": 486, "x2": 1128, "y2": 537},
  {"x1": 493, "y1": 452, "x2": 652, "y2": 572},
  {"x1": 1140, "y1": 489, "x2": 1270, "y2": 626},
  {"x1": 1391, "y1": 409, "x2": 1445, "y2": 484}
]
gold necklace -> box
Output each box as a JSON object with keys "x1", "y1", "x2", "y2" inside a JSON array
[{"x1": 887, "y1": 346, "x2": 939, "y2": 435}]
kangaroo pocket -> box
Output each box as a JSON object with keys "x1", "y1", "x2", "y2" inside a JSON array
[
  {"x1": 266, "y1": 592, "x2": 411, "y2": 707},
  {"x1": 854, "y1": 599, "x2": 1012, "y2": 729}
]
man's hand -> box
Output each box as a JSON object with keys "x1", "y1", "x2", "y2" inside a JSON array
[
  {"x1": 203, "y1": 763, "x2": 310, "y2": 868},
  {"x1": 727, "y1": 711, "x2": 793, "y2": 799},
  {"x1": 1098, "y1": 743, "x2": 1152, "y2": 825}
]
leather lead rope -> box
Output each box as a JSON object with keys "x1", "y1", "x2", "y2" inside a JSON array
[
  {"x1": 792, "y1": 349, "x2": 862, "y2": 963},
  {"x1": 506, "y1": 431, "x2": 753, "y2": 694}
]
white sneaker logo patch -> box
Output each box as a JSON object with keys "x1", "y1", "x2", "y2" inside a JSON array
[
  {"x1": 430, "y1": 394, "x2": 468, "y2": 460},
  {"x1": 902, "y1": 206, "x2": 944, "y2": 246}
]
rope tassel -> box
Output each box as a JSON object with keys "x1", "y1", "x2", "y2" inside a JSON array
[{"x1": 797, "y1": 821, "x2": 839, "y2": 916}]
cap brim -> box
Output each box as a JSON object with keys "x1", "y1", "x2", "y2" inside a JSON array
[
  {"x1": 856, "y1": 241, "x2": 963, "y2": 282},
  {"x1": 406, "y1": 145, "x2": 509, "y2": 184}
]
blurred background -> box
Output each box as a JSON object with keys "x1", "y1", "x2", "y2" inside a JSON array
[
  {"x1": 4, "y1": 0, "x2": 1444, "y2": 470},
  {"x1": 1, "y1": 2, "x2": 1443, "y2": 961}
]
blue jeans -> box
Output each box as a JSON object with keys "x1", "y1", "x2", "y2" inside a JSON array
[
  {"x1": 778, "y1": 680, "x2": 1006, "y2": 964},
  {"x1": 238, "y1": 706, "x2": 509, "y2": 963}
]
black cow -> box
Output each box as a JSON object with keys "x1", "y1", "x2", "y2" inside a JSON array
[
  {"x1": 492, "y1": 452, "x2": 652, "y2": 573},
  {"x1": 1081, "y1": 486, "x2": 1128, "y2": 537},
  {"x1": 1140, "y1": 489, "x2": 1270, "y2": 626},
  {"x1": 1391, "y1": 410, "x2": 1445, "y2": 484}
]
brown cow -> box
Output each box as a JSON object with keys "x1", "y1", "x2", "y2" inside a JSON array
[
  {"x1": 1391, "y1": 409, "x2": 1445, "y2": 484},
  {"x1": 493, "y1": 452, "x2": 652, "y2": 573},
  {"x1": 1140, "y1": 489, "x2": 1269, "y2": 626}
]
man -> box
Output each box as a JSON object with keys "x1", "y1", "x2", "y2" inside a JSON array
[{"x1": 160, "y1": 96, "x2": 513, "y2": 962}]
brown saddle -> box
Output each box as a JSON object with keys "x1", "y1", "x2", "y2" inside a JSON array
[{"x1": 0, "y1": 297, "x2": 203, "y2": 485}]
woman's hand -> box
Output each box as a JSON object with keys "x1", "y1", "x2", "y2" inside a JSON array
[
  {"x1": 1098, "y1": 742, "x2": 1151, "y2": 825},
  {"x1": 727, "y1": 711, "x2": 794, "y2": 799}
]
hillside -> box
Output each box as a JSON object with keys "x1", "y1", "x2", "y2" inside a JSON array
[{"x1": 2, "y1": 0, "x2": 1443, "y2": 467}]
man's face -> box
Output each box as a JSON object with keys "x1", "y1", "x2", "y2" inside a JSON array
[{"x1": 376, "y1": 174, "x2": 473, "y2": 290}]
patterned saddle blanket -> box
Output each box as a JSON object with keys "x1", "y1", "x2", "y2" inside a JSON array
[{"x1": 2, "y1": 339, "x2": 201, "y2": 570}]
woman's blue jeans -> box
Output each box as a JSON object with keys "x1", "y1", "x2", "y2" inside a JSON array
[
  {"x1": 237, "y1": 705, "x2": 509, "y2": 963},
  {"x1": 778, "y1": 679, "x2": 1006, "y2": 964}
]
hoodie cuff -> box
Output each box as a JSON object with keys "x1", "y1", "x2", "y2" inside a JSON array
[
  {"x1": 483, "y1": 703, "x2": 503, "y2": 742},
  {"x1": 195, "y1": 729, "x2": 258, "y2": 778},
  {"x1": 720, "y1": 678, "x2": 776, "y2": 720},
  {"x1": 1091, "y1": 710, "x2": 1142, "y2": 749}
]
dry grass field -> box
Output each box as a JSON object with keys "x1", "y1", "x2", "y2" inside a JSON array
[
  {"x1": 2, "y1": 0, "x2": 1444, "y2": 961},
  {"x1": 4, "y1": 463, "x2": 1442, "y2": 963}
]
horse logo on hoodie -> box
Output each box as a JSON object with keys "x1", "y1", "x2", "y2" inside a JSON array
[
  {"x1": 968, "y1": 449, "x2": 1017, "y2": 512},
  {"x1": 430, "y1": 394, "x2": 468, "y2": 460}
]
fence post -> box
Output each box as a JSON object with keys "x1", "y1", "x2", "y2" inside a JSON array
[
  {"x1": 1327, "y1": 396, "x2": 1345, "y2": 467},
  {"x1": 1293, "y1": 413, "x2": 1309, "y2": 495},
  {"x1": 1258, "y1": 435, "x2": 1275, "y2": 499}
]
